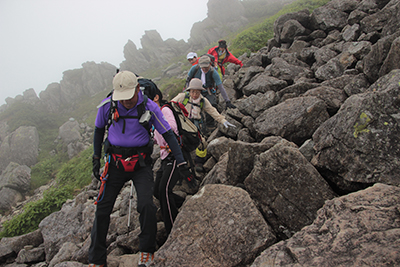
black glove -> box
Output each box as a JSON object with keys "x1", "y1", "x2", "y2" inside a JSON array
[
  {"x1": 225, "y1": 100, "x2": 236, "y2": 109},
  {"x1": 92, "y1": 155, "x2": 101, "y2": 181},
  {"x1": 178, "y1": 164, "x2": 197, "y2": 189}
]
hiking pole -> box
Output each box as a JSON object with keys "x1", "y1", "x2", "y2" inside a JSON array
[{"x1": 127, "y1": 180, "x2": 134, "y2": 232}]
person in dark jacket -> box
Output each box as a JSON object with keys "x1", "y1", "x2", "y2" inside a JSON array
[
  {"x1": 207, "y1": 40, "x2": 243, "y2": 76},
  {"x1": 89, "y1": 71, "x2": 194, "y2": 267}
]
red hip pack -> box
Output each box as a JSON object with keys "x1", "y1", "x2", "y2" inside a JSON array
[{"x1": 111, "y1": 153, "x2": 146, "y2": 172}]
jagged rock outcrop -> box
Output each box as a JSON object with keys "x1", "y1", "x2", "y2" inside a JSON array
[
  {"x1": 0, "y1": 121, "x2": 9, "y2": 144},
  {"x1": 56, "y1": 119, "x2": 92, "y2": 159},
  {"x1": 1, "y1": 0, "x2": 400, "y2": 266},
  {"x1": 1, "y1": 62, "x2": 116, "y2": 114},
  {"x1": 0, "y1": 126, "x2": 39, "y2": 172}
]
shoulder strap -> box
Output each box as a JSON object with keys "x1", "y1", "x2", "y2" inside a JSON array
[
  {"x1": 107, "y1": 94, "x2": 150, "y2": 134},
  {"x1": 183, "y1": 92, "x2": 190, "y2": 106}
]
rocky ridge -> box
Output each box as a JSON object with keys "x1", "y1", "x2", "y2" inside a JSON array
[{"x1": 1, "y1": 0, "x2": 400, "y2": 266}]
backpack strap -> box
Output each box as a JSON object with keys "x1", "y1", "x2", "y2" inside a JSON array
[
  {"x1": 183, "y1": 91, "x2": 204, "y2": 109},
  {"x1": 106, "y1": 94, "x2": 150, "y2": 134},
  {"x1": 183, "y1": 92, "x2": 190, "y2": 106}
]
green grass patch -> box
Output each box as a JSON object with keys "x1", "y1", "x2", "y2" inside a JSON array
[
  {"x1": 0, "y1": 147, "x2": 93, "y2": 237},
  {"x1": 230, "y1": 0, "x2": 331, "y2": 56}
]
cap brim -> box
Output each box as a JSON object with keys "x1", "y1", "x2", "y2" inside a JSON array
[
  {"x1": 185, "y1": 87, "x2": 205, "y2": 91},
  {"x1": 112, "y1": 88, "x2": 135, "y2": 101}
]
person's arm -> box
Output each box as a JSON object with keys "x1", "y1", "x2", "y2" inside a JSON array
[
  {"x1": 226, "y1": 51, "x2": 243, "y2": 67},
  {"x1": 162, "y1": 130, "x2": 196, "y2": 187},
  {"x1": 212, "y1": 71, "x2": 230, "y2": 102},
  {"x1": 93, "y1": 127, "x2": 105, "y2": 157},
  {"x1": 185, "y1": 65, "x2": 197, "y2": 88},
  {"x1": 202, "y1": 97, "x2": 227, "y2": 124},
  {"x1": 162, "y1": 130, "x2": 185, "y2": 165},
  {"x1": 171, "y1": 93, "x2": 185, "y2": 103},
  {"x1": 162, "y1": 106, "x2": 179, "y2": 136}
]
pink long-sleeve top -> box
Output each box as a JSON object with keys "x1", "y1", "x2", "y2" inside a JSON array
[{"x1": 153, "y1": 105, "x2": 180, "y2": 160}]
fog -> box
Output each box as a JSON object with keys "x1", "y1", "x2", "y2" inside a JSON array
[{"x1": 0, "y1": 0, "x2": 208, "y2": 105}]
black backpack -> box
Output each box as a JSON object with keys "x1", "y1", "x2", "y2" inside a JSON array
[
  {"x1": 162, "y1": 101, "x2": 204, "y2": 173},
  {"x1": 138, "y1": 78, "x2": 161, "y2": 101},
  {"x1": 162, "y1": 101, "x2": 202, "y2": 153}
]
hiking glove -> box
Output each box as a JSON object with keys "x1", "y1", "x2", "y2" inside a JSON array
[
  {"x1": 223, "y1": 121, "x2": 236, "y2": 128},
  {"x1": 178, "y1": 164, "x2": 197, "y2": 189},
  {"x1": 92, "y1": 155, "x2": 101, "y2": 181},
  {"x1": 225, "y1": 100, "x2": 236, "y2": 109}
]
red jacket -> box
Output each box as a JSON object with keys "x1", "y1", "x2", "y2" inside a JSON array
[
  {"x1": 191, "y1": 58, "x2": 199, "y2": 66},
  {"x1": 207, "y1": 46, "x2": 243, "y2": 75}
]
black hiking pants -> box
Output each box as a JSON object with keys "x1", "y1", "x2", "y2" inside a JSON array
[
  {"x1": 154, "y1": 156, "x2": 185, "y2": 236},
  {"x1": 202, "y1": 92, "x2": 218, "y2": 128},
  {"x1": 89, "y1": 163, "x2": 157, "y2": 265}
]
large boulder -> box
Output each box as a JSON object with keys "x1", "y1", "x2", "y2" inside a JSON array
[
  {"x1": 245, "y1": 142, "x2": 336, "y2": 238},
  {"x1": 251, "y1": 183, "x2": 400, "y2": 266},
  {"x1": 312, "y1": 70, "x2": 400, "y2": 192},
  {"x1": 0, "y1": 162, "x2": 31, "y2": 211},
  {"x1": 152, "y1": 184, "x2": 276, "y2": 266},
  {"x1": 254, "y1": 96, "x2": 330, "y2": 145},
  {"x1": 0, "y1": 126, "x2": 39, "y2": 172}
]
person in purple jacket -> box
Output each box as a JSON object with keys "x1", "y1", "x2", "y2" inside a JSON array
[{"x1": 89, "y1": 71, "x2": 194, "y2": 267}]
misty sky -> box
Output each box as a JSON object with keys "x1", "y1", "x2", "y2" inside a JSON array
[{"x1": 0, "y1": 0, "x2": 208, "y2": 105}]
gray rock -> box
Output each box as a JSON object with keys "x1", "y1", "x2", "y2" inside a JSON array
[
  {"x1": 58, "y1": 120, "x2": 81, "y2": 144},
  {"x1": 312, "y1": 70, "x2": 400, "y2": 192},
  {"x1": 270, "y1": 57, "x2": 313, "y2": 84},
  {"x1": 201, "y1": 152, "x2": 229, "y2": 186},
  {"x1": 254, "y1": 96, "x2": 329, "y2": 145},
  {"x1": 242, "y1": 72, "x2": 287, "y2": 96},
  {"x1": 237, "y1": 91, "x2": 279, "y2": 119},
  {"x1": 15, "y1": 247, "x2": 45, "y2": 264},
  {"x1": 379, "y1": 36, "x2": 400, "y2": 77},
  {"x1": 152, "y1": 184, "x2": 276, "y2": 267},
  {"x1": 49, "y1": 242, "x2": 80, "y2": 267},
  {"x1": 302, "y1": 85, "x2": 347, "y2": 115},
  {"x1": 251, "y1": 183, "x2": 400, "y2": 267},
  {"x1": 245, "y1": 142, "x2": 337, "y2": 238},
  {"x1": 311, "y1": 6, "x2": 348, "y2": 31},
  {"x1": 0, "y1": 126, "x2": 39, "y2": 172}
]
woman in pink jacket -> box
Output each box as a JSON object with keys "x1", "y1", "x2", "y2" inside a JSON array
[
  {"x1": 207, "y1": 40, "x2": 243, "y2": 76},
  {"x1": 149, "y1": 88, "x2": 196, "y2": 237}
]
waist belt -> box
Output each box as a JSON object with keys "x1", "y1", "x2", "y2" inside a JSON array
[{"x1": 107, "y1": 141, "x2": 153, "y2": 167}]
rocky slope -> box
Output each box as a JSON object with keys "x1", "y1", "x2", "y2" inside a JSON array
[{"x1": 1, "y1": 0, "x2": 400, "y2": 266}]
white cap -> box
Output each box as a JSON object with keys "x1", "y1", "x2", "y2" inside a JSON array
[{"x1": 186, "y1": 52, "x2": 198, "y2": 59}]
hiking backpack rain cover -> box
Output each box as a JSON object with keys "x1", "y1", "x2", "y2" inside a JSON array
[{"x1": 162, "y1": 101, "x2": 201, "y2": 153}]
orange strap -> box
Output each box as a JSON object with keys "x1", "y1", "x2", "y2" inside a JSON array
[
  {"x1": 94, "y1": 156, "x2": 110, "y2": 205},
  {"x1": 160, "y1": 145, "x2": 171, "y2": 153}
]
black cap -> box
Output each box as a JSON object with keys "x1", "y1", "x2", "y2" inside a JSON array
[{"x1": 218, "y1": 40, "x2": 227, "y2": 48}]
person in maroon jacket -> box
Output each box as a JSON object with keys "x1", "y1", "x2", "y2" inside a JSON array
[{"x1": 207, "y1": 40, "x2": 243, "y2": 76}]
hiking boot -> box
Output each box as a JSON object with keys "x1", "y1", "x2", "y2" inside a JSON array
[
  {"x1": 88, "y1": 264, "x2": 105, "y2": 267},
  {"x1": 195, "y1": 163, "x2": 204, "y2": 173},
  {"x1": 138, "y1": 252, "x2": 154, "y2": 267}
]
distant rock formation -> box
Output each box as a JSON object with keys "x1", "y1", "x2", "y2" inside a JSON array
[{"x1": 0, "y1": 126, "x2": 39, "y2": 172}]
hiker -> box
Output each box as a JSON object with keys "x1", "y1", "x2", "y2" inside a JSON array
[
  {"x1": 90, "y1": 71, "x2": 194, "y2": 267},
  {"x1": 172, "y1": 78, "x2": 235, "y2": 171},
  {"x1": 186, "y1": 52, "x2": 198, "y2": 66},
  {"x1": 207, "y1": 39, "x2": 243, "y2": 77},
  {"x1": 185, "y1": 55, "x2": 236, "y2": 133},
  {"x1": 141, "y1": 86, "x2": 197, "y2": 237}
]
